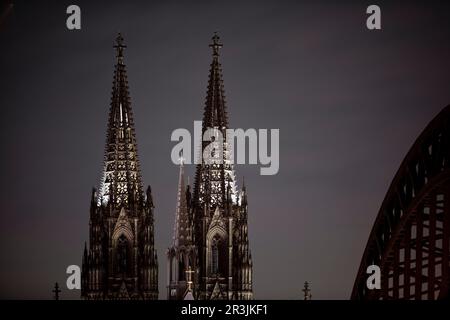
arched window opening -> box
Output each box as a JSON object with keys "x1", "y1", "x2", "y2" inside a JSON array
[
  {"x1": 116, "y1": 234, "x2": 129, "y2": 274},
  {"x1": 179, "y1": 257, "x2": 186, "y2": 281},
  {"x1": 211, "y1": 237, "x2": 220, "y2": 274}
]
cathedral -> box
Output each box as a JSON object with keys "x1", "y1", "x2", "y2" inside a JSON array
[
  {"x1": 81, "y1": 34, "x2": 158, "y2": 300},
  {"x1": 167, "y1": 34, "x2": 253, "y2": 300}
]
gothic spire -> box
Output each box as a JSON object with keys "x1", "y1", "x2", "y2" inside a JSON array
[
  {"x1": 172, "y1": 156, "x2": 190, "y2": 246},
  {"x1": 194, "y1": 33, "x2": 237, "y2": 209},
  {"x1": 203, "y1": 32, "x2": 228, "y2": 130},
  {"x1": 82, "y1": 34, "x2": 158, "y2": 301},
  {"x1": 168, "y1": 33, "x2": 253, "y2": 301},
  {"x1": 97, "y1": 33, "x2": 144, "y2": 208}
]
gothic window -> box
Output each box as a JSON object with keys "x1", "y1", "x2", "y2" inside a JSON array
[
  {"x1": 116, "y1": 234, "x2": 129, "y2": 274},
  {"x1": 179, "y1": 258, "x2": 186, "y2": 281},
  {"x1": 211, "y1": 237, "x2": 220, "y2": 274}
]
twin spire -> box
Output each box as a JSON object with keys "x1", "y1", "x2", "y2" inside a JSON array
[
  {"x1": 99, "y1": 32, "x2": 226, "y2": 209},
  {"x1": 97, "y1": 33, "x2": 143, "y2": 207},
  {"x1": 193, "y1": 32, "x2": 238, "y2": 209},
  {"x1": 168, "y1": 32, "x2": 253, "y2": 300}
]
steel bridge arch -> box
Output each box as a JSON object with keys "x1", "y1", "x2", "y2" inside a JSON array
[{"x1": 351, "y1": 105, "x2": 450, "y2": 300}]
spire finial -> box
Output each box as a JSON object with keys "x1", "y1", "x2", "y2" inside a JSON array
[
  {"x1": 302, "y1": 281, "x2": 312, "y2": 300},
  {"x1": 114, "y1": 33, "x2": 127, "y2": 63},
  {"x1": 53, "y1": 282, "x2": 61, "y2": 300},
  {"x1": 209, "y1": 32, "x2": 222, "y2": 58}
]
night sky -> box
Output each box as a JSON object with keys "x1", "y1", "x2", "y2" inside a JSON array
[{"x1": 1, "y1": 0, "x2": 450, "y2": 299}]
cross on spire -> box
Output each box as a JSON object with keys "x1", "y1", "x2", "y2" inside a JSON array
[
  {"x1": 302, "y1": 281, "x2": 312, "y2": 300},
  {"x1": 209, "y1": 32, "x2": 222, "y2": 58},
  {"x1": 114, "y1": 33, "x2": 127, "y2": 64},
  {"x1": 53, "y1": 282, "x2": 61, "y2": 300},
  {"x1": 186, "y1": 266, "x2": 195, "y2": 291}
]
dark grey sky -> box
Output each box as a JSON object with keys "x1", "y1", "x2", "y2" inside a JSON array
[{"x1": 1, "y1": 0, "x2": 449, "y2": 299}]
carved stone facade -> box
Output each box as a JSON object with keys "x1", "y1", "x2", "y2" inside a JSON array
[
  {"x1": 81, "y1": 34, "x2": 158, "y2": 300},
  {"x1": 167, "y1": 34, "x2": 253, "y2": 300}
]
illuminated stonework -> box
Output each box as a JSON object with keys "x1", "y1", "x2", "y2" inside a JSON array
[
  {"x1": 81, "y1": 34, "x2": 158, "y2": 300},
  {"x1": 167, "y1": 34, "x2": 253, "y2": 300}
]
